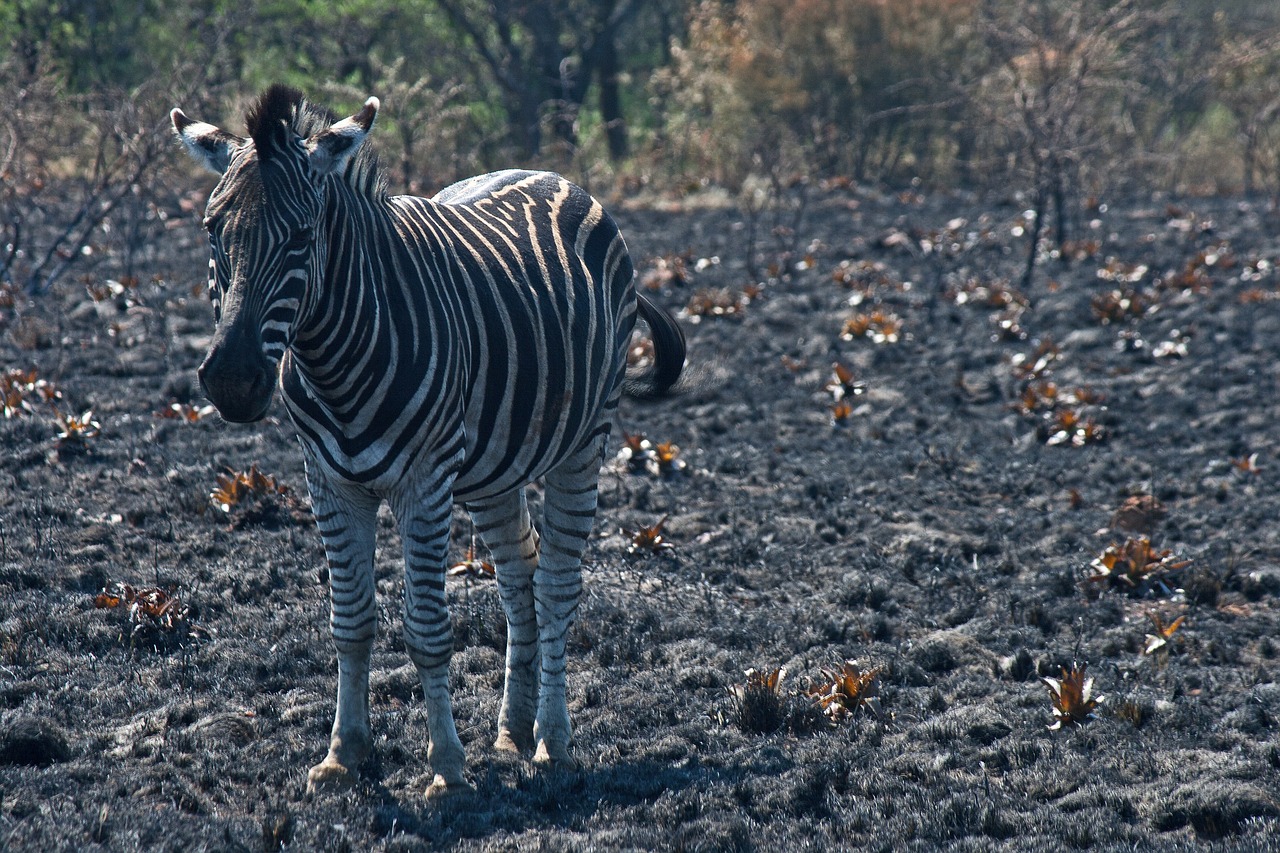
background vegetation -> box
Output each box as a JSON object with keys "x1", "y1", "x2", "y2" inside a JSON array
[{"x1": 2, "y1": 0, "x2": 1279, "y2": 291}]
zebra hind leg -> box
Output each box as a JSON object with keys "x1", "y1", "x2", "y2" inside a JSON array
[
  {"x1": 306, "y1": 481, "x2": 380, "y2": 795},
  {"x1": 531, "y1": 436, "x2": 606, "y2": 769},
  {"x1": 470, "y1": 489, "x2": 541, "y2": 753}
]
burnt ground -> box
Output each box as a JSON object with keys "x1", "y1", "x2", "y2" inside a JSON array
[{"x1": 1, "y1": 184, "x2": 1279, "y2": 852}]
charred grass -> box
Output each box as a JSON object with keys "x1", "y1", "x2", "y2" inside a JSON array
[{"x1": 1, "y1": 189, "x2": 1279, "y2": 850}]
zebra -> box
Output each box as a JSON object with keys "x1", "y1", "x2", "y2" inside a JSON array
[{"x1": 170, "y1": 85, "x2": 684, "y2": 798}]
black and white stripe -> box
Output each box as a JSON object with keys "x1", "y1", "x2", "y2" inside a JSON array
[{"x1": 173, "y1": 85, "x2": 684, "y2": 796}]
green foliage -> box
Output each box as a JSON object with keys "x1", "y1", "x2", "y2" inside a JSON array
[
  {"x1": 0, "y1": 0, "x2": 1278, "y2": 197},
  {"x1": 243, "y1": 0, "x2": 448, "y2": 92},
  {"x1": 0, "y1": 0, "x2": 242, "y2": 90},
  {"x1": 1210, "y1": 28, "x2": 1280, "y2": 195}
]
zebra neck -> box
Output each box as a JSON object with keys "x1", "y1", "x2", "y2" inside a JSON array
[
  {"x1": 284, "y1": 191, "x2": 454, "y2": 438},
  {"x1": 290, "y1": 192, "x2": 391, "y2": 387}
]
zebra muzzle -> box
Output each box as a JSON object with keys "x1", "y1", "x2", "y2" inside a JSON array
[{"x1": 198, "y1": 334, "x2": 276, "y2": 423}]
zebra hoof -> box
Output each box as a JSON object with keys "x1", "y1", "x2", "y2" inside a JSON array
[
  {"x1": 494, "y1": 728, "x2": 534, "y2": 754},
  {"x1": 306, "y1": 759, "x2": 358, "y2": 795},
  {"x1": 425, "y1": 773, "x2": 474, "y2": 801},
  {"x1": 532, "y1": 741, "x2": 578, "y2": 771}
]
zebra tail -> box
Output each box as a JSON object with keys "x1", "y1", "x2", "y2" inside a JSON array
[{"x1": 624, "y1": 293, "x2": 686, "y2": 400}]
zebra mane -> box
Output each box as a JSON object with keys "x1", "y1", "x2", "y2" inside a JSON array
[{"x1": 245, "y1": 84, "x2": 386, "y2": 198}]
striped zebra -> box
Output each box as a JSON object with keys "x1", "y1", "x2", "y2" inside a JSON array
[{"x1": 171, "y1": 85, "x2": 684, "y2": 798}]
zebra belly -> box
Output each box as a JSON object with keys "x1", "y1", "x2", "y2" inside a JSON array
[
  {"x1": 284, "y1": 363, "x2": 613, "y2": 501},
  {"x1": 451, "y1": 387, "x2": 613, "y2": 503}
]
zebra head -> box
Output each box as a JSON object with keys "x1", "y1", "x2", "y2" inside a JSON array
[{"x1": 171, "y1": 86, "x2": 378, "y2": 422}]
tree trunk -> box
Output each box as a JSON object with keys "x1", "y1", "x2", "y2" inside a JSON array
[
  {"x1": 529, "y1": 7, "x2": 577, "y2": 151},
  {"x1": 1021, "y1": 178, "x2": 1047, "y2": 292},
  {"x1": 1052, "y1": 168, "x2": 1068, "y2": 248},
  {"x1": 598, "y1": 35, "x2": 627, "y2": 161},
  {"x1": 510, "y1": 90, "x2": 544, "y2": 160}
]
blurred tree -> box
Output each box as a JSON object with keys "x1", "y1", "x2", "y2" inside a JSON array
[
  {"x1": 248, "y1": 0, "x2": 442, "y2": 91},
  {"x1": 975, "y1": 0, "x2": 1149, "y2": 289},
  {"x1": 3, "y1": 0, "x2": 1279, "y2": 234},
  {"x1": 433, "y1": 0, "x2": 658, "y2": 160},
  {"x1": 654, "y1": 0, "x2": 979, "y2": 188},
  {"x1": 1212, "y1": 31, "x2": 1280, "y2": 198},
  {"x1": 321, "y1": 58, "x2": 473, "y2": 194}
]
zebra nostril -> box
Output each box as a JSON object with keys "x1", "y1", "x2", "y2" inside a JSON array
[
  {"x1": 196, "y1": 356, "x2": 217, "y2": 399},
  {"x1": 250, "y1": 367, "x2": 271, "y2": 399}
]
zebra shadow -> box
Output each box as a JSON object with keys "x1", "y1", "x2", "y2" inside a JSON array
[{"x1": 360, "y1": 755, "x2": 766, "y2": 845}]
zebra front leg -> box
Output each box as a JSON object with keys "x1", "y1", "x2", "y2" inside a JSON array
[
  {"x1": 469, "y1": 490, "x2": 541, "y2": 753},
  {"x1": 532, "y1": 440, "x2": 603, "y2": 768},
  {"x1": 392, "y1": 479, "x2": 472, "y2": 799},
  {"x1": 306, "y1": 480, "x2": 380, "y2": 794}
]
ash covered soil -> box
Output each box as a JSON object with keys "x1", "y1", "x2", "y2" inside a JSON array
[{"x1": 1, "y1": 185, "x2": 1279, "y2": 852}]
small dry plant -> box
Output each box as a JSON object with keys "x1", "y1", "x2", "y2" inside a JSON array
[
  {"x1": 211, "y1": 465, "x2": 289, "y2": 512},
  {"x1": 650, "y1": 442, "x2": 686, "y2": 477},
  {"x1": 947, "y1": 277, "x2": 1029, "y2": 310},
  {"x1": 639, "y1": 253, "x2": 691, "y2": 291},
  {"x1": 618, "y1": 432, "x2": 655, "y2": 473},
  {"x1": 210, "y1": 465, "x2": 301, "y2": 527},
  {"x1": 1013, "y1": 382, "x2": 1102, "y2": 417},
  {"x1": 832, "y1": 259, "x2": 898, "y2": 295},
  {"x1": 1005, "y1": 339, "x2": 1107, "y2": 448},
  {"x1": 624, "y1": 516, "x2": 674, "y2": 555},
  {"x1": 1090, "y1": 288, "x2": 1149, "y2": 324},
  {"x1": 94, "y1": 581, "x2": 193, "y2": 646},
  {"x1": 726, "y1": 667, "x2": 789, "y2": 734},
  {"x1": 1059, "y1": 239, "x2": 1101, "y2": 262},
  {"x1": 840, "y1": 310, "x2": 902, "y2": 344},
  {"x1": 1042, "y1": 663, "x2": 1104, "y2": 730},
  {"x1": 154, "y1": 402, "x2": 216, "y2": 423},
  {"x1": 1010, "y1": 338, "x2": 1062, "y2": 382},
  {"x1": 806, "y1": 660, "x2": 883, "y2": 721},
  {"x1": 1088, "y1": 536, "x2": 1189, "y2": 594},
  {"x1": 722, "y1": 665, "x2": 838, "y2": 735},
  {"x1": 626, "y1": 335, "x2": 655, "y2": 373},
  {"x1": 683, "y1": 285, "x2": 760, "y2": 321},
  {"x1": 1109, "y1": 494, "x2": 1166, "y2": 535},
  {"x1": 824, "y1": 361, "x2": 865, "y2": 426},
  {"x1": 617, "y1": 433, "x2": 686, "y2": 477},
  {"x1": 447, "y1": 537, "x2": 496, "y2": 580},
  {"x1": 1095, "y1": 258, "x2": 1149, "y2": 285},
  {"x1": 2, "y1": 368, "x2": 61, "y2": 418},
  {"x1": 1231, "y1": 453, "x2": 1261, "y2": 477},
  {"x1": 53, "y1": 409, "x2": 101, "y2": 452},
  {"x1": 1143, "y1": 612, "x2": 1185, "y2": 657},
  {"x1": 1159, "y1": 244, "x2": 1230, "y2": 295},
  {"x1": 85, "y1": 277, "x2": 143, "y2": 307},
  {"x1": 1043, "y1": 408, "x2": 1106, "y2": 447},
  {"x1": 946, "y1": 277, "x2": 1031, "y2": 341},
  {"x1": 947, "y1": 279, "x2": 1034, "y2": 343},
  {"x1": 824, "y1": 362, "x2": 865, "y2": 401}
]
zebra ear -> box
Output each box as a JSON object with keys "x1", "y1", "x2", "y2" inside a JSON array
[
  {"x1": 307, "y1": 97, "x2": 379, "y2": 176},
  {"x1": 171, "y1": 108, "x2": 242, "y2": 175}
]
